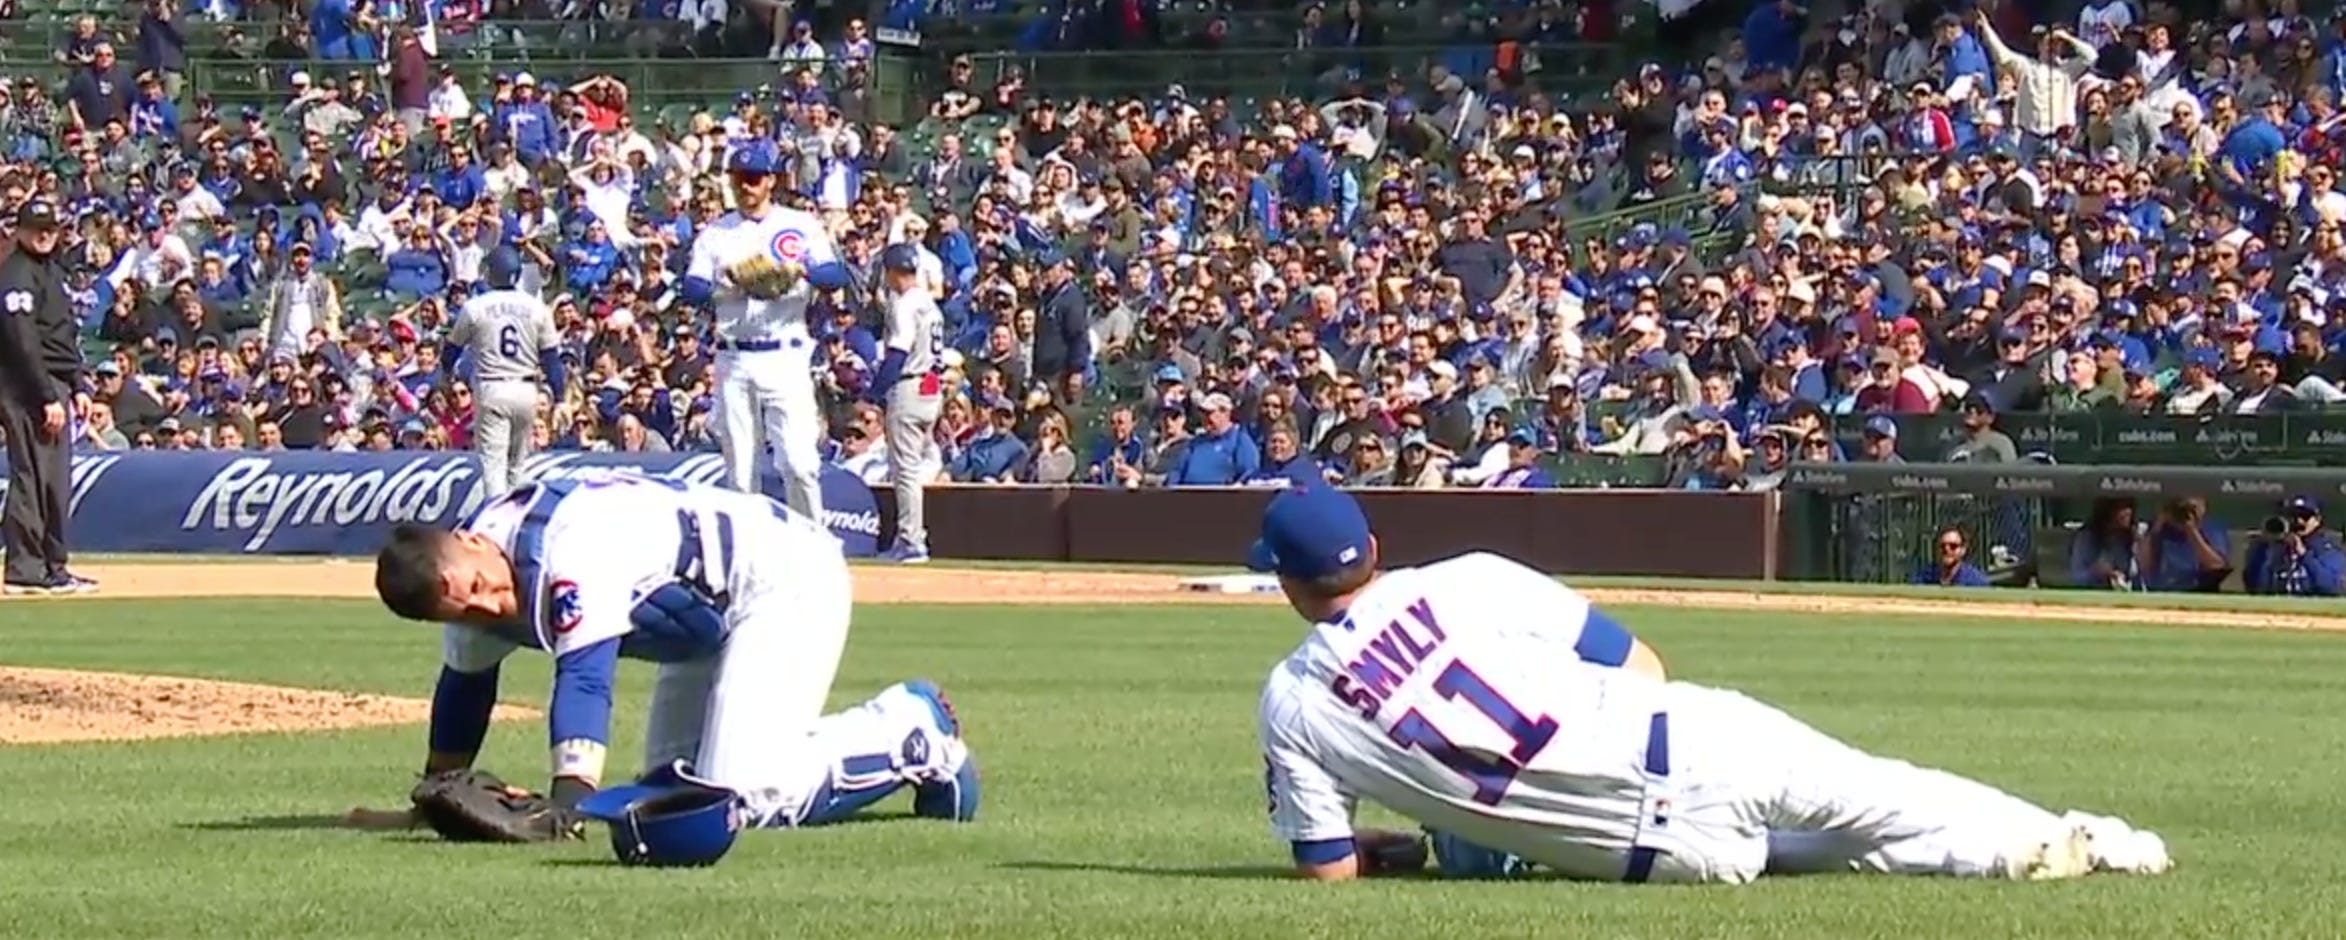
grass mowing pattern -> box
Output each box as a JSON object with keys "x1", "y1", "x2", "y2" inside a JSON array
[{"x1": 0, "y1": 599, "x2": 2340, "y2": 938}]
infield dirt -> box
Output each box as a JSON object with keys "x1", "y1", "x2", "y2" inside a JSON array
[{"x1": 6, "y1": 560, "x2": 2342, "y2": 746}]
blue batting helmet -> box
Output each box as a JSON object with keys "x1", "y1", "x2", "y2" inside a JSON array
[
  {"x1": 727, "y1": 139, "x2": 782, "y2": 176},
  {"x1": 482, "y1": 250, "x2": 522, "y2": 290},
  {"x1": 576, "y1": 774, "x2": 747, "y2": 868},
  {"x1": 880, "y1": 242, "x2": 922, "y2": 273}
]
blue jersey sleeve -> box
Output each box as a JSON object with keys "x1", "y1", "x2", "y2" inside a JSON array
[
  {"x1": 427, "y1": 664, "x2": 501, "y2": 757},
  {"x1": 548, "y1": 638, "x2": 620, "y2": 757}
]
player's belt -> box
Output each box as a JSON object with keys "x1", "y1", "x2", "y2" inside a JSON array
[
  {"x1": 1622, "y1": 711, "x2": 1672, "y2": 884},
  {"x1": 716, "y1": 338, "x2": 788, "y2": 352}
]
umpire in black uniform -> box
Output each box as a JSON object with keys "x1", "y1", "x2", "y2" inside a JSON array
[{"x1": 0, "y1": 200, "x2": 91, "y2": 595}]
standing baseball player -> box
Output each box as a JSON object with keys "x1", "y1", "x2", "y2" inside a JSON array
[
  {"x1": 866, "y1": 243, "x2": 944, "y2": 563},
  {"x1": 443, "y1": 259, "x2": 563, "y2": 498},
  {"x1": 1247, "y1": 484, "x2": 2173, "y2": 884},
  {"x1": 360, "y1": 471, "x2": 980, "y2": 835},
  {"x1": 681, "y1": 139, "x2": 850, "y2": 521}
]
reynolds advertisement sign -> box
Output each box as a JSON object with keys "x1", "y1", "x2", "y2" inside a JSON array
[{"x1": 1, "y1": 451, "x2": 882, "y2": 557}]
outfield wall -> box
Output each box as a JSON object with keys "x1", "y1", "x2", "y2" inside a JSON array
[
  {"x1": 28, "y1": 453, "x2": 2346, "y2": 586},
  {"x1": 922, "y1": 485, "x2": 1781, "y2": 578}
]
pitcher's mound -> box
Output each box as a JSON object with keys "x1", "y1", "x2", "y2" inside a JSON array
[{"x1": 0, "y1": 666, "x2": 537, "y2": 744}]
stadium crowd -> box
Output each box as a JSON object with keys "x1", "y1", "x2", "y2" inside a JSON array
[{"x1": 4, "y1": 0, "x2": 2346, "y2": 498}]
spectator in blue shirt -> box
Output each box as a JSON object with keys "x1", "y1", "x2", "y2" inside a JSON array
[
  {"x1": 1482, "y1": 430, "x2": 1555, "y2": 489},
  {"x1": 561, "y1": 221, "x2": 623, "y2": 295},
  {"x1": 1912, "y1": 526, "x2": 1992, "y2": 587},
  {"x1": 492, "y1": 74, "x2": 559, "y2": 166},
  {"x1": 2068, "y1": 498, "x2": 2142, "y2": 590},
  {"x1": 2138, "y1": 498, "x2": 2234, "y2": 593},
  {"x1": 2220, "y1": 93, "x2": 2291, "y2": 183},
  {"x1": 2244, "y1": 496, "x2": 2346, "y2": 597},
  {"x1": 1242, "y1": 423, "x2": 1326, "y2": 487},
  {"x1": 1086, "y1": 405, "x2": 1148, "y2": 483},
  {"x1": 382, "y1": 224, "x2": 448, "y2": 300},
  {"x1": 1166, "y1": 392, "x2": 1260, "y2": 486},
  {"x1": 951, "y1": 403, "x2": 1029, "y2": 483}
]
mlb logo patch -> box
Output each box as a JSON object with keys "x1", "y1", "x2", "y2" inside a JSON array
[
  {"x1": 769, "y1": 229, "x2": 807, "y2": 262},
  {"x1": 548, "y1": 579, "x2": 585, "y2": 634}
]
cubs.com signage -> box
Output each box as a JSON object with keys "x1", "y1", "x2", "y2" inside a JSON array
[{"x1": 0, "y1": 451, "x2": 883, "y2": 557}]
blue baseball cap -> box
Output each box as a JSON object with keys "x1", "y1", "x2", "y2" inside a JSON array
[
  {"x1": 2285, "y1": 495, "x2": 2323, "y2": 516},
  {"x1": 727, "y1": 139, "x2": 781, "y2": 176},
  {"x1": 577, "y1": 777, "x2": 744, "y2": 868},
  {"x1": 1246, "y1": 485, "x2": 1372, "y2": 581},
  {"x1": 880, "y1": 242, "x2": 922, "y2": 273},
  {"x1": 1152, "y1": 363, "x2": 1185, "y2": 384}
]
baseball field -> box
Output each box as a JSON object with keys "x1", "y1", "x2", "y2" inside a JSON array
[{"x1": 3, "y1": 562, "x2": 2342, "y2": 940}]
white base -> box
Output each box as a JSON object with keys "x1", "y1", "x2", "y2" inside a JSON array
[{"x1": 1175, "y1": 574, "x2": 1283, "y2": 595}]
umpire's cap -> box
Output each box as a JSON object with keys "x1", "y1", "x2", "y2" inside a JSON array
[
  {"x1": 15, "y1": 200, "x2": 61, "y2": 231},
  {"x1": 727, "y1": 138, "x2": 782, "y2": 176},
  {"x1": 578, "y1": 774, "x2": 745, "y2": 867},
  {"x1": 880, "y1": 242, "x2": 922, "y2": 274},
  {"x1": 1246, "y1": 484, "x2": 1371, "y2": 581}
]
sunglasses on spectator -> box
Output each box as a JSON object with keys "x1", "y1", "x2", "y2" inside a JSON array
[{"x1": 1939, "y1": 538, "x2": 1965, "y2": 551}]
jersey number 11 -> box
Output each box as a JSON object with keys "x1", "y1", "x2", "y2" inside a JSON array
[{"x1": 1387, "y1": 661, "x2": 1560, "y2": 805}]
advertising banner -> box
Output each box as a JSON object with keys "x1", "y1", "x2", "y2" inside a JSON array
[{"x1": 0, "y1": 451, "x2": 882, "y2": 557}]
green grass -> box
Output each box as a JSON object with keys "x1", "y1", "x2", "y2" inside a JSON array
[
  {"x1": 916, "y1": 558, "x2": 2346, "y2": 616},
  {"x1": 2, "y1": 598, "x2": 2342, "y2": 939}
]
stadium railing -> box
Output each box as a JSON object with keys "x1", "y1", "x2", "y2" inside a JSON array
[
  {"x1": 182, "y1": 55, "x2": 871, "y2": 114},
  {"x1": 953, "y1": 41, "x2": 1628, "y2": 104},
  {"x1": 1776, "y1": 460, "x2": 2346, "y2": 589},
  {"x1": 0, "y1": 18, "x2": 628, "y2": 60}
]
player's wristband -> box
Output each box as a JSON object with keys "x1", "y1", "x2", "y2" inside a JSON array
[{"x1": 552, "y1": 738, "x2": 607, "y2": 788}]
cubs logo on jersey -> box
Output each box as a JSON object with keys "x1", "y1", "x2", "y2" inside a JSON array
[
  {"x1": 770, "y1": 229, "x2": 807, "y2": 262},
  {"x1": 549, "y1": 580, "x2": 585, "y2": 635}
]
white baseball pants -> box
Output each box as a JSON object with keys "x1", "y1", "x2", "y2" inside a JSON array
[
  {"x1": 882, "y1": 384, "x2": 941, "y2": 551},
  {"x1": 714, "y1": 346, "x2": 825, "y2": 521},
  {"x1": 635, "y1": 540, "x2": 962, "y2": 825},
  {"x1": 471, "y1": 380, "x2": 537, "y2": 498},
  {"x1": 1625, "y1": 683, "x2": 2075, "y2": 883}
]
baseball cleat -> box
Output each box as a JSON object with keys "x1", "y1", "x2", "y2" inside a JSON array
[
  {"x1": 57, "y1": 572, "x2": 98, "y2": 594},
  {"x1": 2062, "y1": 812, "x2": 2174, "y2": 875},
  {"x1": 903, "y1": 680, "x2": 979, "y2": 822},
  {"x1": 3, "y1": 580, "x2": 61, "y2": 597},
  {"x1": 883, "y1": 543, "x2": 931, "y2": 565},
  {"x1": 2006, "y1": 824, "x2": 2096, "y2": 881}
]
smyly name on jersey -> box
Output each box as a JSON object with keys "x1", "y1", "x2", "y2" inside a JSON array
[{"x1": 1329, "y1": 598, "x2": 1450, "y2": 722}]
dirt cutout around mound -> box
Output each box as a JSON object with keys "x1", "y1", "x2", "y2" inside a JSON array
[
  {"x1": 0, "y1": 665, "x2": 538, "y2": 744},
  {"x1": 7, "y1": 559, "x2": 2343, "y2": 745}
]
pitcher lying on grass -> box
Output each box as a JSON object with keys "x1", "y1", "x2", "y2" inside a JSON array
[
  {"x1": 342, "y1": 471, "x2": 979, "y2": 860},
  {"x1": 1245, "y1": 484, "x2": 2172, "y2": 882}
]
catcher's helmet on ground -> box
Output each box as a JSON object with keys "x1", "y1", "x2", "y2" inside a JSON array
[
  {"x1": 727, "y1": 139, "x2": 782, "y2": 176},
  {"x1": 577, "y1": 768, "x2": 746, "y2": 867},
  {"x1": 880, "y1": 241, "x2": 922, "y2": 273}
]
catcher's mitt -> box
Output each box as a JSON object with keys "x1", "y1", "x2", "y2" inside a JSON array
[
  {"x1": 409, "y1": 769, "x2": 585, "y2": 844},
  {"x1": 725, "y1": 254, "x2": 803, "y2": 300}
]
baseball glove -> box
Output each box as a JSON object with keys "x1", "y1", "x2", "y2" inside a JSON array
[
  {"x1": 1357, "y1": 829, "x2": 1431, "y2": 876},
  {"x1": 409, "y1": 769, "x2": 585, "y2": 844},
  {"x1": 725, "y1": 254, "x2": 803, "y2": 300}
]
